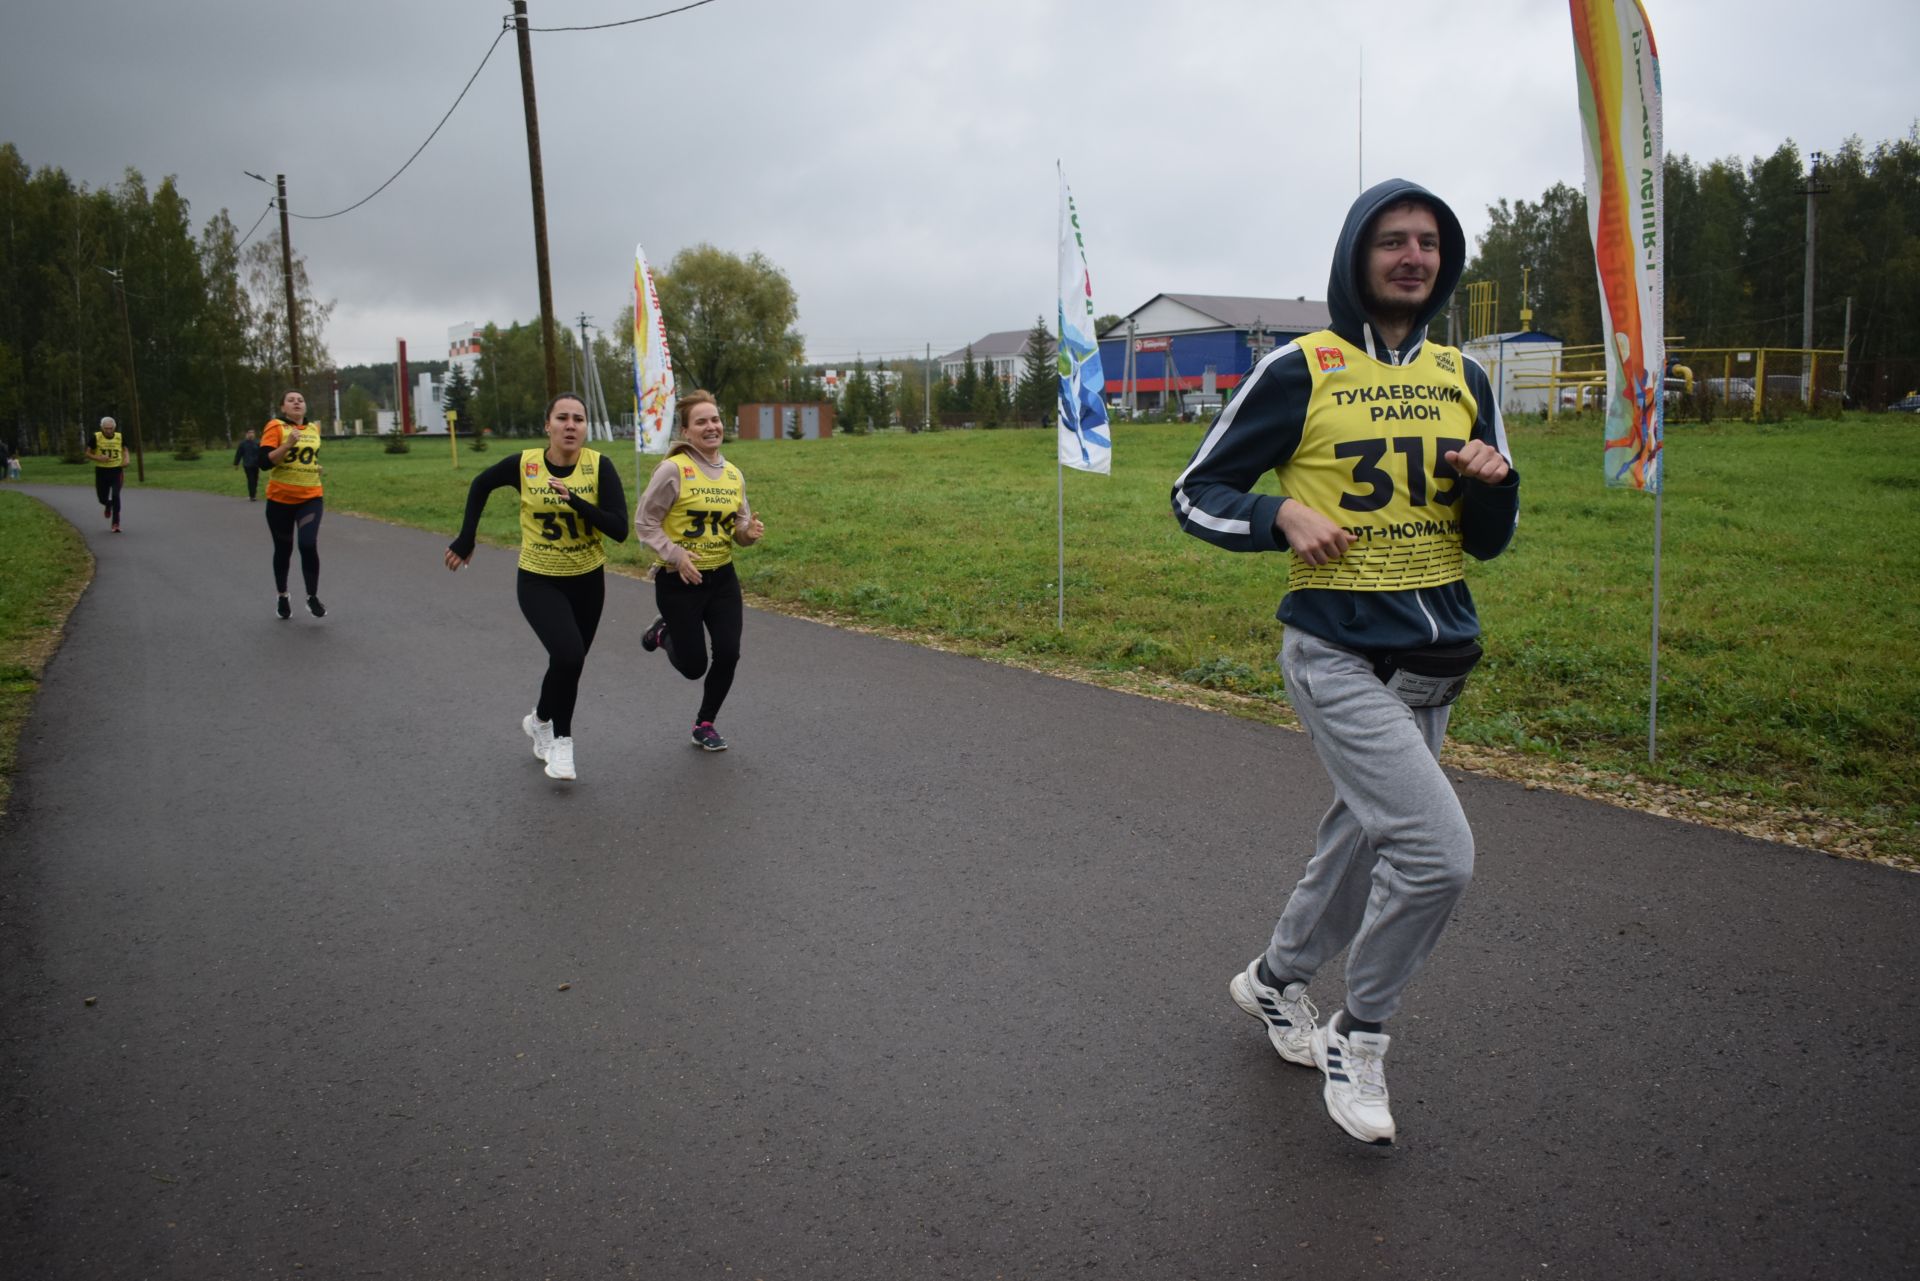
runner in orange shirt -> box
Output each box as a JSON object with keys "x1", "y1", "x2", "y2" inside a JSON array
[{"x1": 260, "y1": 390, "x2": 327, "y2": 619}]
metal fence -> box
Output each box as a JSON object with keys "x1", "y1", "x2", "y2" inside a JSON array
[{"x1": 1517, "y1": 344, "x2": 1847, "y2": 421}]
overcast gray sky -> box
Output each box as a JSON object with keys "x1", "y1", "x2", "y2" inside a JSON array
[{"x1": 4, "y1": 0, "x2": 1915, "y2": 368}]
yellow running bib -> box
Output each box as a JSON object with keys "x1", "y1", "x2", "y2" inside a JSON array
[
  {"x1": 1281, "y1": 331, "x2": 1479, "y2": 592},
  {"x1": 663, "y1": 455, "x2": 745, "y2": 571},
  {"x1": 266, "y1": 421, "x2": 323, "y2": 498},
  {"x1": 92, "y1": 432, "x2": 126, "y2": 468},
  {"x1": 517, "y1": 447, "x2": 605, "y2": 576}
]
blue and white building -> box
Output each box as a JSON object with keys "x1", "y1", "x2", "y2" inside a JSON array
[{"x1": 1097, "y1": 293, "x2": 1330, "y2": 413}]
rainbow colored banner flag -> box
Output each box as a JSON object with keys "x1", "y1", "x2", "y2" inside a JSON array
[
  {"x1": 1570, "y1": 0, "x2": 1664, "y2": 492},
  {"x1": 1056, "y1": 169, "x2": 1110, "y2": 475},
  {"x1": 634, "y1": 243, "x2": 675, "y2": 457}
]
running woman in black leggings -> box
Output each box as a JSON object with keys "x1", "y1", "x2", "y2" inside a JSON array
[
  {"x1": 85, "y1": 416, "x2": 128, "y2": 532},
  {"x1": 636, "y1": 390, "x2": 765, "y2": 751},
  {"x1": 445, "y1": 393, "x2": 629, "y2": 781},
  {"x1": 261, "y1": 390, "x2": 326, "y2": 618}
]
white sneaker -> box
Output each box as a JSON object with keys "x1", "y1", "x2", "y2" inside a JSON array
[
  {"x1": 522, "y1": 711, "x2": 554, "y2": 761},
  {"x1": 1229, "y1": 958, "x2": 1317, "y2": 1066},
  {"x1": 1312, "y1": 1021, "x2": 1396, "y2": 1145},
  {"x1": 543, "y1": 735, "x2": 576, "y2": 780}
]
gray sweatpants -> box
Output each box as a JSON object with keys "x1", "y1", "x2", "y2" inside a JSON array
[{"x1": 1265, "y1": 628, "x2": 1474, "y2": 1024}]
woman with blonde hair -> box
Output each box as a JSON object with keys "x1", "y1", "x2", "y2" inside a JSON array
[{"x1": 636, "y1": 391, "x2": 764, "y2": 751}]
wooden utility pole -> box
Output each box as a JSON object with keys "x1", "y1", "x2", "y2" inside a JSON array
[
  {"x1": 512, "y1": 1, "x2": 560, "y2": 403},
  {"x1": 244, "y1": 170, "x2": 301, "y2": 392},
  {"x1": 276, "y1": 174, "x2": 301, "y2": 390},
  {"x1": 1799, "y1": 152, "x2": 1829, "y2": 403}
]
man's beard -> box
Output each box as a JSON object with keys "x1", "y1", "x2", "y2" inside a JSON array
[{"x1": 1362, "y1": 283, "x2": 1429, "y2": 332}]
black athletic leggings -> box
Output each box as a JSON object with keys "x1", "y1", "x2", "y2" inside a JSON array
[
  {"x1": 95, "y1": 468, "x2": 123, "y2": 522},
  {"x1": 266, "y1": 496, "x2": 323, "y2": 596},
  {"x1": 518, "y1": 566, "x2": 605, "y2": 738},
  {"x1": 655, "y1": 560, "x2": 742, "y2": 725}
]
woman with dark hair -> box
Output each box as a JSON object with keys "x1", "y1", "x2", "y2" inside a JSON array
[
  {"x1": 636, "y1": 390, "x2": 765, "y2": 751},
  {"x1": 445, "y1": 392, "x2": 629, "y2": 782},
  {"x1": 261, "y1": 391, "x2": 325, "y2": 616}
]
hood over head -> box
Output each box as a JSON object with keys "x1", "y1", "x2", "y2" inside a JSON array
[{"x1": 1325, "y1": 178, "x2": 1466, "y2": 361}]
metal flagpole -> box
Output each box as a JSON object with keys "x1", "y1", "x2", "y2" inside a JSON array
[
  {"x1": 1649, "y1": 484, "x2": 1663, "y2": 761},
  {"x1": 1057, "y1": 462, "x2": 1065, "y2": 629}
]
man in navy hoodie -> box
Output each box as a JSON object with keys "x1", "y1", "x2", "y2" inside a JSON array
[{"x1": 1173, "y1": 179, "x2": 1520, "y2": 1145}]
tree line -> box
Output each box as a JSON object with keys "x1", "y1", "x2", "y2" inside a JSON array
[
  {"x1": 10, "y1": 126, "x2": 1913, "y2": 459},
  {"x1": 0, "y1": 143, "x2": 332, "y2": 456},
  {"x1": 834, "y1": 317, "x2": 1061, "y2": 434},
  {"x1": 1462, "y1": 129, "x2": 1920, "y2": 405}
]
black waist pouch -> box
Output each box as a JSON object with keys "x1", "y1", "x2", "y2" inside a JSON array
[{"x1": 1371, "y1": 639, "x2": 1483, "y2": 708}]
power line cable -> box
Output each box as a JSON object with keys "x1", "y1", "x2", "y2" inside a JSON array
[
  {"x1": 528, "y1": 0, "x2": 720, "y2": 32},
  {"x1": 286, "y1": 27, "x2": 510, "y2": 222},
  {"x1": 234, "y1": 197, "x2": 278, "y2": 251},
  {"x1": 263, "y1": 4, "x2": 719, "y2": 224}
]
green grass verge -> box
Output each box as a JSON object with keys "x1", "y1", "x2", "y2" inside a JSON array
[
  {"x1": 0, "y1": 489, "x2": 93, "y2": 818},
  {"x1": 17, "y1": 415, "x2": 1920, "y2": 863}
]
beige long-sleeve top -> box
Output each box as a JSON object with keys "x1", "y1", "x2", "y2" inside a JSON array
[{"x1": 634, "y1": 449, "x2": 760, "y2": 572}]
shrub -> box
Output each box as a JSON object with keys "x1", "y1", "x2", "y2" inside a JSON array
[
  {"x1": 384, "y1": 432, "x2": 411, "y2": 454},
  {"x1": 1676, "y1": 389, "x2": 1718, "y2": 425},
  {"x1": 173, "y1": 419, "x2": 203, "y2": 461}
]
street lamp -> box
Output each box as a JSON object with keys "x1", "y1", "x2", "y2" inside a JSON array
[{"x1": 96, "y1": 266, "x2": 147, "y2": 482}]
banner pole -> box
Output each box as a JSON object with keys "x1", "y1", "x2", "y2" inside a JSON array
[
  {"x1": 1649, "y1": 482, "x2": 1663, "y2": 762},
  {"x1": 1057, "y1": 462, "x2": 1065, "y2": 629}
]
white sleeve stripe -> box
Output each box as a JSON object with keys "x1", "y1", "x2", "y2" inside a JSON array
[
  {"x1": 1174, "y1": 489, "x2": 1251, "y2": 535},
  {"x1": 1171, "y1": 341, "x2": 1300, "y2": 522}
]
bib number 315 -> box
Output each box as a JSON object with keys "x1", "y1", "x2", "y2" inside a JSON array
[{"x1": 1335, "y1": 436, "x2": 1466, "y2": 512}]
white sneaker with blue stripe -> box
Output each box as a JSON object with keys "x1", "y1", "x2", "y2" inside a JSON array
[
  {"x1": 1229, "y1": 957, "x2": 1318, "y2": 1066},
  {"x1": 1311, "y1": 1021, "x2": 1395, "y2": 1145}
]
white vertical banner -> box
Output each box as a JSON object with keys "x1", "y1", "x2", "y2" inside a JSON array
[
  {"x1": 1056, "y1": 168, "x2": 1110, "y2": 474},
  {"x1": 634, "y1": 243, "x2": 675, "y2": 457}
]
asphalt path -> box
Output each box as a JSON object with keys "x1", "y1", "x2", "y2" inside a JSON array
[{"x1": 2, "y1": 482, "x2": 1916, "y2": 1280}]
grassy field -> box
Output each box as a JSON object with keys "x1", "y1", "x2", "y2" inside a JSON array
[
  {"x1": 0, "y1": 490, "x2": 92, "y2": 818},
  {"x1": 15, "y1": 413, "x2": 1920, "y2": 864}
]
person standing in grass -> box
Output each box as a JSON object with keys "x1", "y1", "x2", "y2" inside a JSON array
[
  {"x1": 444, "y1": 392, "x2": 629, "y2": 782},
  {"x1": 84, "y1": 416, "x2": 128, "y2": 533},
  {"x1": 636, "y1": 391, "x2": 764, "y2": 752},
  {"x1": 233, "y1": 428, "x2": 263, "y2": 501},
  {"x1": 261, "y1": 391, "x2": 327, "y2": 619},
  {"x1": 1172, "y1": 179, "x2": 1518, "y2": 1146}
]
